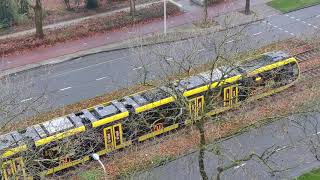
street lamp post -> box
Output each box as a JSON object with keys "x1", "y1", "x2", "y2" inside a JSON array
[{"x1": 164, "y1": 0, "x2": 167, "y2": 35}]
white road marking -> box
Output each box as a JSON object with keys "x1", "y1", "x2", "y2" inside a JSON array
[
  {"x1": 313, "y1": 26, "x2": 318, "y2": 29},
  {"x1": 253, "y1": 32, "x2": 262, "y2": 36},
  {"x1": 234, "y1": 163, "x2": 246, "y2": 169},
  {"x1": 302, "y1": 21, "x2": 306, "y2": 24},
  {"x1": 290, "y1": 33, "x2": 295, "y2": 36},
  {"x1": 312, "y1": 131, "x2": 320, "y2": 135},
  {"x1": 317, "y1": 15, "x2": 320, "y2": 18},
  {"x1": 296, "y1": 18, "x2": 300, "y2": 21},
  {"x1": 132, "y1": 66, "x2": 143, "y2": 71},
  {"x1": 308, "y1": 23, "x2": 312, "y2": 26},
  {"x1": 285, "y1": 14, "x2": 289, "y2": 17},
  {"x1": 285, "y1": 30, "x2": 289, "y2": 33},
  {"x1": 21, "y1": 98, "x2": 33, "y2": 103},
  {"x1": 278, "y1": 28, "x2": 283, "y2": 31},
  {"x1": 276, "y1": 146, "x2": 287, "y2": 152},
  {"x1": 166, "y1": 57, "x2": 174, "y2": 61},
  {"x1": 226, "y1": 40, "x2": 234, "y2": 43},
  {"x1": 96, "y1": 76, "x2": 107, "y2": 81},
  {"x1": 273, "y1": 25, "x2": 278, "y2": 28},
  {"x1": 197, "y1": 48, "x2": 206, "y2": 52},
  {"x1": 290, "y1": 16, "x2": 295, "y2": 19},
  {"x1": 59, "y1": 86, "x2": 72, "y2": 91},
  {"x1": 49, "y1": 55, "x2": 131, "y2": 78}
]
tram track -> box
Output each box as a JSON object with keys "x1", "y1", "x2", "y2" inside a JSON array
[{"x1": 292, "y1": 45, "x2": 320, "y2": 78}]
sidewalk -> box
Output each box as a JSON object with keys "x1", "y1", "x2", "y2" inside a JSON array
[{"x1": 0, "y1": 0, "x2": 272, "y2": 72}]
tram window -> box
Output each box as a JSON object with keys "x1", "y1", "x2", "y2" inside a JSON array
[{"x1": 114, "y1": 126, "x2": 121, "y2": 146}]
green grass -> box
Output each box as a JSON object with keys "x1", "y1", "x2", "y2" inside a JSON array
[
  {"x1": 298, "y1": 168, "x2": 320, "y2": 180},
  {"x1": 267, "y1": 0, "x2": 320, "y2": 13},
  {"x1": 79, "y1": 169, "x2": 104, "y2": 180}
]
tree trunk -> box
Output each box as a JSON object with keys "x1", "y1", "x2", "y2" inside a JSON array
[
  {"x1": 34, "y1": 0, "x2": 44, "y2": 39},
  {"x1": 197, "y1": 121, "x2": 208, "y2": 180},
  {"x1": 130, "y1": 0, "x2": 135, "y2": 17},
  {"x1": 203, "y1": 0, "x2": 208, "y2": 23},
  {"x1": 245, "y1": 0, "x2": 250, "y2": 15}
]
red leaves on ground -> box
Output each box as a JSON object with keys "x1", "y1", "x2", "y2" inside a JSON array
[{"x1": 0, "y1": 2, "x2": 181, "y2": 57}]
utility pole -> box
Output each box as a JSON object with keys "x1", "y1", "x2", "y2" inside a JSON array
[{"x1": 164, "y1": 0, "x2": 167, "y2": 35}]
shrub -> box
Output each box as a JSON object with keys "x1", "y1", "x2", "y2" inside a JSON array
[{"x1": 86, "y1": 0, "x2": 98, "y2": 9}]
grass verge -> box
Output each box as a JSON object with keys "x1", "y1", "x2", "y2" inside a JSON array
[
  {"x1": 298, "y1": 168, "x2": 320, "y2": 180},
  {"x1": 267, "y1": 0, "x2": 320, "y2": 13}
]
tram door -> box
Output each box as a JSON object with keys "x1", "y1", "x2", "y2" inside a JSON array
[
  {"x1": 224, "y1": 85, "x2": 238, "y2": 107},
  {"x1": 103, "y1": 123, "x2": 123, "y2": 151},
  {"x1": 1, "y1": 157, "x2": 26, "y2": 180},
  {"x1": 189, "y1": 96, "x2": 204, "y2": 120}
]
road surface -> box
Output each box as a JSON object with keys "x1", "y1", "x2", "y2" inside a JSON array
[{"x1": 1, "y1": 5, "x2": 320, "y2": 122}]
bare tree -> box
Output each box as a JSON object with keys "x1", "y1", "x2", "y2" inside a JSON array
[
  {"x1": 245, "y1": 0, "x2": 251, "y2": 15},
  {"x1": 130, "y1": 0, "x2": 136, "y2": 17},
  {"x1": 29, "y1": 0, "x2": 44, "y2": 39}
]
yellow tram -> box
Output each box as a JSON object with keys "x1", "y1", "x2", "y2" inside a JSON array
[{"x1": 0, "y1": 51, "x2": 300, "y2": 179}]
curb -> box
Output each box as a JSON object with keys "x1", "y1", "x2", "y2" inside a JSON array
[{"x1": 0, "y1": 17, "x2": 264, "y2": 78}]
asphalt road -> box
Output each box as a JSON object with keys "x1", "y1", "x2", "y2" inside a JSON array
[
  {"x1": 2, "y1": 5, "x2": 320, "y2": 122},
  {"x1": 132, "y1": 111, "x2": 320, "y2": 180}
]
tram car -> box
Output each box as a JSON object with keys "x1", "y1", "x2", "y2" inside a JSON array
[{"x1": 0, "y1": 51, "x2": 299, "y2": 179}]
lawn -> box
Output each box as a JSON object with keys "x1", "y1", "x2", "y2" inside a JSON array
[
  {"x1": 267, "y1": 0, "x2": 320, "y2": 13},
  {"x1": 298, "y1": 168, "x2": 320, "y2": 180}
]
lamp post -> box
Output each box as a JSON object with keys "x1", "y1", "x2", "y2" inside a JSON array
[{"x1": 164, "y1": 0, "x2": 167, "y2": 35}]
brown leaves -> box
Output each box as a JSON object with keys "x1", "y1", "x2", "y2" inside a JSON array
[{"x1": 0, "y1": 2, "x2": 181, "y2": 57}]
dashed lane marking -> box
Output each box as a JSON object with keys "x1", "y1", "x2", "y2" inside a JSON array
[
  {"x1": 132, "y1": 66, "x2": 143, "y2": 71},
  {"x1": 253, "y1": 32, "x2": 262, "y2": 36},
  {"x1": 49, "y1": 55, "x2": 131, "y2": 78},
  {"x1": 21, "y1": 98, "x2": 33, "y2": 103},
  {"x1": 197, "y1": 48, "x2": 206, "y2": 52},
  {"x1": 296, "y1": 18, "x2": 300, "y2": 21},
  {"x1": 234, "y1": 163, "x2": 246, "y2": 169},
  {"x1": 276, "y1": 146, "x2": 287, "y2": 152},
  {"x1": 226, "y1": 40, "x2": 234, "y2": 44},
  {"x1": 265, "y1": 21, "x2": 296, "y2": 37},
  {"x1": 96, "y1": 76, "x2": 107, "y2": 81},
  {"x1": 166, "y1": 57, "x2": 174, "y2": 61},
  {"x1": 59, "y1": 86, "x2": 72, "y2": 91}
]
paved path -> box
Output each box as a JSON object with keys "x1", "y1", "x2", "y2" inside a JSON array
[{"x1": 0, "y1": 0, "x2": 270, "y2": 71}]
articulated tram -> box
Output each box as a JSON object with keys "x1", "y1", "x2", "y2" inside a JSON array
[{"x1": 0, "y1": 51, "x2": 299, "y2": 179}]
